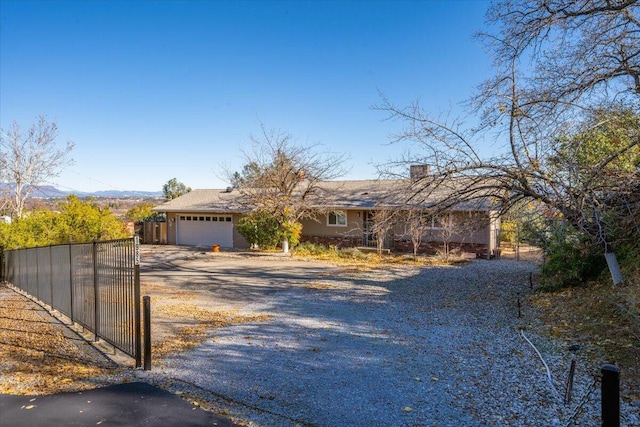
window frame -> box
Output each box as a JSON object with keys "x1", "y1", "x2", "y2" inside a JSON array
[{"x1": 327, "y1": 211, "x2": 347, "y2": 227}]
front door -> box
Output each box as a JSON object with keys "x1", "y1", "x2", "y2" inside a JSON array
[{"x1": 363, "y1": 211, "x2": 376, "y2": 247}]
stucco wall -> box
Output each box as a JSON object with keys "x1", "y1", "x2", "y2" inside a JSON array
[
  {"x1": 300, "y1": 211, "x2": 364, "y2": 240},
  {"x1": 166, "y1": 212, "x2": 178, "y2": 245}
]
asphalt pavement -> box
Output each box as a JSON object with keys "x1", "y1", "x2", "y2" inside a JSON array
[{"x1": 0, "y1": 381, "x2": 241, "y2": 427}]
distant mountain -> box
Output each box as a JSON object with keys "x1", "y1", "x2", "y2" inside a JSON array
[
  {"x1": 88, "y1": 190, "x2": 164, "y2": 198},
  {"x1": 1, "y1": 183, "x2": 163, "y2": 199},
  {"x1": 29, "y1": 185, "x2": 70, "y2": 198}
]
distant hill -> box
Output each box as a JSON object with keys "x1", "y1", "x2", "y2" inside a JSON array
[
  {"x1": 0, "y1": 183, "x2": 163, "y2": 199},
  {"x1": 88, "y1": 190, "x2": 164, "y2": 198}
]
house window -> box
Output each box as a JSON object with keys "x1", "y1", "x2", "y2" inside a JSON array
[{"x1": 327, "y1": 211, "x2": 347, "y2": 227}]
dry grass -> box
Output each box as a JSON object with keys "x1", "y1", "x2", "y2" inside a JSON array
[
  {"x1": 293, "y1": 249, "x2": 469, "y2": 269},
  {"x1": 0, "y1": 285, "x2": 125, "y2": 395},
  {"x1": 151, "y1": 303, "x2": 273, "y2": 359},
  {"x1": 528, "y1": 278, "x2": 640, "y2": 401}
]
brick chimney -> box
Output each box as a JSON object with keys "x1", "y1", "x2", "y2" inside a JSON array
[{"x1": 410, "y1": 164, "x2": 431, "y2": 180}]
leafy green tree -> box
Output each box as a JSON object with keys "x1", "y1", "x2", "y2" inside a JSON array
[
  {"x1": 162, "y1": 178, "x2": 191, "y2": 201},
  {"x1": 0, "y1": 196, "x2": 129, "y2": 249},
  {"x1": 125, "y1": 202, "x2": 164, "y2": 222},
  {"x1": 56, "y1": 196, "x2": 129, "y2": 243},
  {"x1": 0, "y1": 210, "x2": 59, "y2": 249}
]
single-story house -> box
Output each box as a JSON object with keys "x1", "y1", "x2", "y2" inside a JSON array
[{"x1": 152, "y1": 174, "x2": 502, "y2": 256}]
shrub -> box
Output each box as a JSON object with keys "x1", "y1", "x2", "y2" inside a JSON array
[
  {"x1": 293, "y1": 242, "x2": 328, "y2": 256},
  {"x1": 540, "y1": 228, "x2": 607, "y2": 289},
  {"x1": 338, "y1": 247, "x2": 366, "y2": 260},
  {"x1": 237, "y1": 211, "x2": 281, "y2": 249},
  {"x1": 0, "y1": 196, "x2": 129, "y2": 250},
  {"x1": 280, "y1": 220, "x2": 302, "y2": 246}
]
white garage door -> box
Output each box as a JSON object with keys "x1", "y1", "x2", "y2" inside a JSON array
[{"x1": 177, "y1": 214, "x2": 233, "y2": 247}]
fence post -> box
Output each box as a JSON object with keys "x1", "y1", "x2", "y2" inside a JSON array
[
  {"x1": 49, "y1": 245, "x2": 53, "y2": 308},
  {"x1": 0, "y1": 246, "x2": 4, "y2": 282},
  {"x1": 35, "y1": 247, "x2": 40, "y2": 300},
  {"x1": 143, "y1": 295, "x2": 151, "y2": 370},
  {"x1": 69, "y1": 242, "x2": 74, "y2": 323},
  {"x1": 134, "y1": 235, "x2": 142, "y2": 368},
  {"x1": 601, "y1": 364, "x2": 620, "y2": 427},
  {"x1": 93, "y1": 240, "x2": 99, "y2": 342}
]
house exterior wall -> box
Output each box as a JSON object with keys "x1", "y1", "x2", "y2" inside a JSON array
[
  {"x1": 161, "y1": 208, "x2": 499, "y2": 254},
  {"x1": 167, "y1": 212, "x2": 178, "y2": 245},
  {"x1": 299, "y1": 210, "x2": 364, "y2": 247},
  {"x1": 391, "y1": 210, "x2": 493, "y2": 254}
]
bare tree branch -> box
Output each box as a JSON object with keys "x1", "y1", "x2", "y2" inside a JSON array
[{"x1": 0, "y1": 116, "x2": 74, "y2": 218}]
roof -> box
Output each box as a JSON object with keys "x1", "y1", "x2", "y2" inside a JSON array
[
  {"x1": 153, "y1": 179, "x2": 496, "y2": 213},
  {"x1": 152, "y1": 188, "x2": 250, "y2": 213}
]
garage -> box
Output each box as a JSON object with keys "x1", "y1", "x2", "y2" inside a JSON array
[{"x1": 176, "y1": 214, "x2": 233, "y2": 247}]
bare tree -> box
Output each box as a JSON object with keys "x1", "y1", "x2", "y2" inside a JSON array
[
  {"x1": 402, "y1": 207, "x2": 429, "y2": 259},
  {"x1": 0, "y1": 116, "x2": 74, "y2": 218},
  {"x1": 231, "y1": 125, "x2": 349, "y2": 219},
  {"x1": 376, "y1": 0, "x2": 639, "y2": 280},
  {"x1": 228, "y1": 124, "x2": 349, "y2": 248},
  {"x1": 368, "y1": 207, "x2": 396, "y2": 255}
]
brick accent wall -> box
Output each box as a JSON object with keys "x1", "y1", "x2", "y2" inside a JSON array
[
  {"x1": 393, "y1": 240, "x2": 488, "y2": 255},
  {"x1": 301, "y1": 235, "x2": 488, "y2": 255},
  {"x1": 300, "y1": 235, "x2": 362, "y2": 248}
]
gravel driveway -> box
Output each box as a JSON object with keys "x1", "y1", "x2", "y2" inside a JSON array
[{"x1": 137, "y1": 246, "x2": 636, "y2": 427}]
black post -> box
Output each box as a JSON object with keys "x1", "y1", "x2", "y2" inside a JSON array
[
  {"x1": 143, "y1": 295, "x2": 151, "y2": 371},
  {"x1": 601, "y1": 364, "x2": 620, "y2": 427},
  {"x1": 134, "y1": 236, "x2": 142, "y2": 368},
  {"x1": 564, "y1": 359, "x2": 576, "y2": 404},
  {"x1": 0, "y1": 246, "x2": 4, "y2": 282},
  {"x1": 93, "y1": 240, "x2": 99, "y2": 342},
  {"x1": 69, "y1": 243, "x2": 74, "y2": 323},
  {"x1": 49, "y1": 245, "x2": 53, "y2": 308}
]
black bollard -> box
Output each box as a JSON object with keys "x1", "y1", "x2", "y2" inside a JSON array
[
  {"x1": 143, "y1": 296, "x2": 152, "y2": 371},
  {"x1": 601, "y1": 364, "x2": 620, "y2": 427}
]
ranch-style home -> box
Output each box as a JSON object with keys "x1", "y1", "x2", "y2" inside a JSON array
[{"x1": 152, "y1": 172, "x2": 502, "y2": 256}]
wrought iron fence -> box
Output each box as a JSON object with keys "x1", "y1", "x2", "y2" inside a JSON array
[{"x1": 1, "y1": 238, "x2": 142, "y2": 366}]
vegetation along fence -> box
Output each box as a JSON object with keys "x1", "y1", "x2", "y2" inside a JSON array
[{"x1": 1, "y1": 237, "x2": 143, "y2": 367}]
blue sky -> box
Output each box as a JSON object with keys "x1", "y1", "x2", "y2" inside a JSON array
[{"x1": 0, "y1": 0, "x2": 492, "y2": 193}]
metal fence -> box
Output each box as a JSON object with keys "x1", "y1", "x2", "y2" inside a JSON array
[{"x1": 1, "y1": 237, "x2": 142, "y2": 367}]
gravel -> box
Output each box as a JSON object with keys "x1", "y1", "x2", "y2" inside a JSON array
[{"x1": 138, "y1": 253, "x2": 639, "y2": 427}]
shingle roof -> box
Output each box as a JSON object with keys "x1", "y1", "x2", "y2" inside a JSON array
[
  {"x1": 153, "y1": 179, "x2": 495, "y2": 213},
  {"x1": 153, "y1": 188, "x2": 250, "y2": 213}
]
